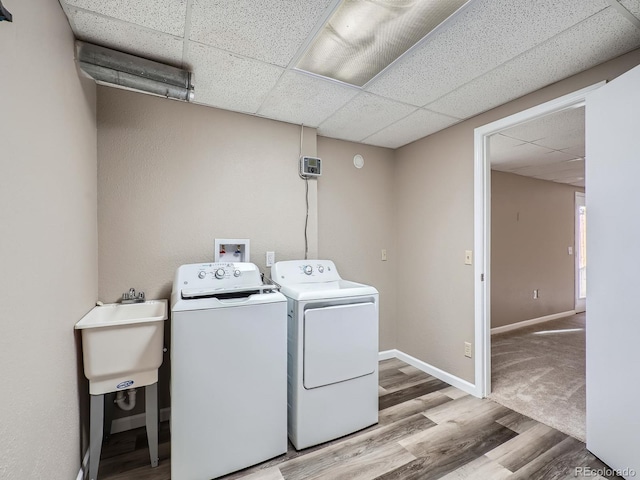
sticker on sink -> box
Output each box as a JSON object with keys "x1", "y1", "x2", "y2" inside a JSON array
[{"x1": 117, "y1": 380, "x2": 134, "y2": 389}]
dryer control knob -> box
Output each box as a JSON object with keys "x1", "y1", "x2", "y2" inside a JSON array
[
  {"x1": 234, "y1": 269, "x2": 241, "y2": 277},
  {"x1": 215, "y1": 268, "x2": 226, "y2": 279},
  {"x1": 198, "y1": 271, "x2": 206, "y2": 279},
  {"x1": 317, "y1": 265, "x2": 324, "y2": 273},
  {"x1": 303, "y1": 265, "x2": 313, "y2": 275}
]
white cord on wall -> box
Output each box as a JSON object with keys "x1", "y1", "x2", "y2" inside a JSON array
[{"x1": 300, "y1": 124, "x2": 309, "y2": 260}]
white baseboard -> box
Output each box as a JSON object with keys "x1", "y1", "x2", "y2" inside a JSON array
[
  {"x1": 378, "y1": 349, "x2": 478, "y2": 397},
  {"x1": 378, "y1": 349, "x2": 397, "y2": 361},
  {"x1": 491, "y1": 310, "x2": 576, "y2": 335},
  {"x1": 76, "y1": 449, "x2": 89, "y2": 480},
  {"x1": 110, "y1": 407, "x2": 171, "y2": 434}
]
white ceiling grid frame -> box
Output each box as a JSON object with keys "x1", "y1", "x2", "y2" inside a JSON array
[
  {"x1": 257, "y1": 71, "x2": 359, "y2": 127},
  {"x1": 188, "y1": 42, "x2": 285, "y2": 114},
  {"x1": 425, "y1": 6, "x2": 640, "y2": 119},
  {"x1": 365, "y1": 0, "x2": 610, "y2": 107},
  {"x1": 361, "y1": 108, "x2": 461, "y2": 149},
  {"x1": 63, "y1": 0, "x2": 187, "y2": 36},
  {"x1": 64, "y1": 7, "x2": 185, "y2": 65},
  {"x1": 188, "y1": 0, "x2": 336, "y2": 67},
  {"x1": 317, "y1": 93, "x2": 417, "y2": 142}
]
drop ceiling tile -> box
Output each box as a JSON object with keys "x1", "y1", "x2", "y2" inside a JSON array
[
  {"x1": 533, "y1": 130, "x2": 584, "y2": 151},
  {"x1": 68, "y1": 8, "x2": 184, "y2": 65},
  {"x1": 620, "y1": 0, "x2": 640, "y2": 18},
  {"x1": 318, "y1": 94, "x2": 417, "y2": 143},
  {"x1": 367, "y1": 0, "x2": 609, "y2": 106},
  {"x1": 512, "y1": 158, "x2": 584, "y2": 177},
  {"x1": 257, "y1": 71, "x2": 359, "y2": 127},
  {"x1": 189, "y1": 0, "x2": 335, "y2": 67},
  {"x1": 426, "y1": 7, "x2": 640, "y2": 119},
  {"x1": 538, "y1": 173, "x2": 585, "y2": 184},
  {"x1": 562, "y1": 145, "x2": 586, "y2": 157},
  {"x1": 490, "y1": 142, "x2": 556, "y2": 168},
  {"x1": 188, "y1": 43, "x2": 284, "y2": 114},
  {"x1": 362, "y1": 109, "x2": 460, "y2": 149},
  {"x1": 63, "y1": 0, "x2": 187, "y2": 36},
  {"x1": 501, "y1": 108, "x2": 584, "y2": 143},
  {"x1": 489, "y1": 134, "x2": 527, "y2": 158}
]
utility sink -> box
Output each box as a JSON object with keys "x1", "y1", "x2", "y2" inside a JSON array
[{"x1": 76, "y1": 300, "x2": 168, "y2": 395}]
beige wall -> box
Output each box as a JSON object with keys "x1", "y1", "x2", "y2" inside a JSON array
[
  {"x1": 98, "y1": 87, "x2": 318, "y2": 304},
  {"x1": 0, "y1": 1, "x2": 98, "y2": 478},
  {"x1": 491, "y1": 172, "x2": 583, "y2": 328},
  {"x1": 394, "y1": 49, "x2": 640, "y2": 384},
  {"x1": 317, "y1": 137, "x2": 396, "y2": 350}
]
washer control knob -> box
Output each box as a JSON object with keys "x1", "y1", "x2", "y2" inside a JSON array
[
  {"x1": 303, "y1": 265, "x2": 313, "y2": 275},
  {"x1": 234, "y1": 269, "x2": 241, "y2": 277},
  {"x1": 198, "y1": 271, "x2": 206, "y2": 279},
  {"x1": 317, "y1": 265, "x2": 324, "y2": 273},
  {"x1": 215, "y1": 268, "x2": 226, "y2": 279}
]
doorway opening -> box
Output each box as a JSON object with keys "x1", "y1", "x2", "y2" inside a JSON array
[{"x1": 472, "y1": 83, "x2": 603, "y2": 439}]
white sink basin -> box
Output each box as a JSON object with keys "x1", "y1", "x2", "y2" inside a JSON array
[{"x1": 76, "y1": 300, "x2": 168, "y2": 395}]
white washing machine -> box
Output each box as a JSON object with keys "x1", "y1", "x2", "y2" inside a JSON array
[
  {"x1": 271, "y1": 259, "x2": 379, "y2": 450},
  {"x1": 171, "y1": 262, "x2": 287, "y2": 480}
]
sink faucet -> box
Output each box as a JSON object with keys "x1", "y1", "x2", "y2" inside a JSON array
[{"x1": 122, "y1": 288, "x2": 146, "y2": 304}]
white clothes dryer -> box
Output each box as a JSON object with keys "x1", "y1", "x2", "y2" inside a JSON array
[
  {"x1": 271, "y1": 260, "x2": 379, "y2": 450},
  {"x1": 171, "y1": 262, "x2": 287, "y2": 480}
]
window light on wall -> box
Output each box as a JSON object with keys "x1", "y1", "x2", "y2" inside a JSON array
[{"x1": 296, "y1": 0, "x2": 470, "y2": 87}]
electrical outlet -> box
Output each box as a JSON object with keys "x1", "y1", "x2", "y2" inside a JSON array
[
  {"x1": 464, "y1": 342, "x2": 472, "y2": 358},
  {"x1": 266, "y1": 251, "x2": 275, "y2": 267},
  {"x1": 533, "y1": 289, "x2": 539, "y2": 299},
  {"x1": 381, "y1": 249, "x2": 387, "y2": 261},
  {"x1": 464, "y1": 250, "x2": 473, "y2": 265}
]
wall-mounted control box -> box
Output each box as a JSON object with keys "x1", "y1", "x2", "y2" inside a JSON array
[{"x1": 300, "y1": 156, "x2": 322, "y2": 177}]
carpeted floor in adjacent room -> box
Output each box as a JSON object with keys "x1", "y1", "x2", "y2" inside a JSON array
[{"x1": 490, "y1": 313, "x2": 586, "y2": 441}]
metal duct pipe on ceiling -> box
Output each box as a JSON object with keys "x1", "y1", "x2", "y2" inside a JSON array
[{"x1": 77, "y1": 42, "x2": 194, "y2": 102}]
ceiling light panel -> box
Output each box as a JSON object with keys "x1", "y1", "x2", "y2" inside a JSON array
[
  {"x1": 189, "y1": 0, "x2": 335, "y2": 67},
  {"x1": 258, "y1": 71, "x2": 359, "y2": 127},
  {"x1": 67, "y1": 8, "x2": 184, "y2": 65},
  {"x1": 189, "y1": 43, "x2": 284, "y2": 114},
  {"x1": 297, "y1": 0, "x2": 469, "y2": 87}
]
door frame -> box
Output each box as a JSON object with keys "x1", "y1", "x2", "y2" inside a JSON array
[
  {"x1": 575, "y1": 192, "x2": 586, "y2": 313},
  {"x1": 473, "y1": 82, "x2": 605, "y2": 398}
]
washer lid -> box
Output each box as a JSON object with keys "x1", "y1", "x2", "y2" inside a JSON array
[{"x1": 279, "y1": 279, "x2": 378, "y2": 301}]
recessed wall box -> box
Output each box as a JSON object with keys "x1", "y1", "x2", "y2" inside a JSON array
[
  {"x1": 214, "y1": 238, "x2": 250, "y2": 263},
  {"x1": 300, "y1": 156, "x2": 322, "y2": 177}
]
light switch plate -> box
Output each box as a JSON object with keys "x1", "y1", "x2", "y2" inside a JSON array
[
  {"x1": 465, "y1": 250, "x2": 473, "y2": 265},
  {"x1": 381, "y1": 249, "x2": 387, "y2": 261}
]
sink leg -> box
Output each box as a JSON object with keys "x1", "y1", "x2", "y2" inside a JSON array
[
  {"x1": 103, "y1": 392, "x2": 116, "y2": 442},
  {"x1": 145, "y1": 383, "x2": 159, "y2": 468},
  {"x1": 89, "y1": 394, "x2": 104, "y2": 480}
]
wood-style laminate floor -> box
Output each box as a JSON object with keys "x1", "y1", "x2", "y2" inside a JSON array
[{"x1": 97, "y1": 358, "x2": 618, "y2": 480}]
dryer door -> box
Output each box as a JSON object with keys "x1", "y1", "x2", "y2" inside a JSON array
[{"x1": 303, "y1": 302, "x2": 377, "y2": 389}]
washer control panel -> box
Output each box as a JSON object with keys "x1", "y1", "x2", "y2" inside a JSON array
[
  {"x1": 179, "y1": 262, "x2": 261, "y2": 291},
  {"x1": 271, "y1": 260, "x2": 341, "y2": 285}
]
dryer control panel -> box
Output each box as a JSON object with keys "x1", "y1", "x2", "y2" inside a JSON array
[{"x1": 271, "y1": 260, "x2": 341, "y2": 284}]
